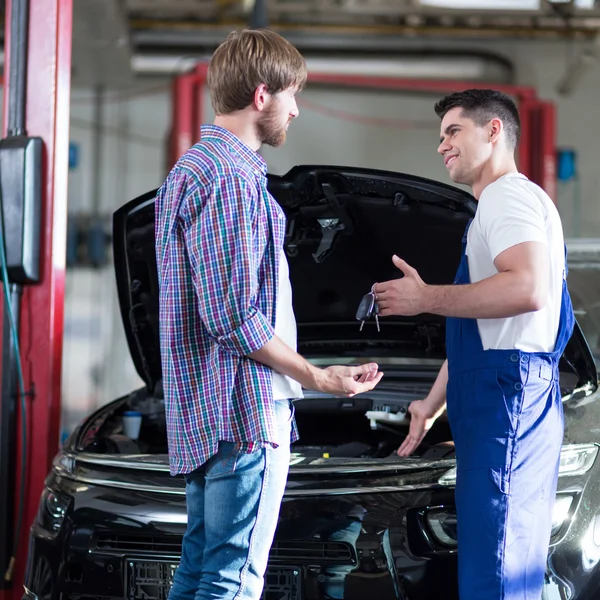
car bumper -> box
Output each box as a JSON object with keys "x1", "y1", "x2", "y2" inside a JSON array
[{"x1": 22, "y1": 451, "x2": 600, "y2": 600}]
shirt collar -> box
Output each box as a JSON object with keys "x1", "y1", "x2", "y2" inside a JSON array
[{"x1": 200, "y1": 124, "x2": 267, "y2": 176}]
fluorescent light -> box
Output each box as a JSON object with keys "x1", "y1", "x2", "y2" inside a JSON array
[
  {"x1": 305, "y1": 56, "x2": 488, "y2": 79},
  {"x1": 130, "y1": 53, "x2": 502, "y2": 81},
  {"x1": 420, "y1": 0, "x2": 595, "y2": 8},
  {"x1": 419, "y1": 0, "x2": 540, "y2": 9}
]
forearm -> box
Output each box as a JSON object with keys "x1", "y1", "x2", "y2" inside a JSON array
[
  {"x1": 422, "y1": 359, "x2": 448, "y2": 416},
  {"x1": 424, "y1": 272, "x2": 544, "y2": 319},
  {"x1": 249, "y1": 336, "x2": 320, "y2": 391}
]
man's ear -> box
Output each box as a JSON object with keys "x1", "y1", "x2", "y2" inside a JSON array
[
  {"x1": 254, "y1": 84, "x2": 270, "y2": 112},
  {"x1": 489, "y1": 118, "x2": 503, "y2": 143}
]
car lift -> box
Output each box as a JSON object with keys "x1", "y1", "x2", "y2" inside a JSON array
[
  {"x1": 0, "y1": 4, "x2": 555, "y2": 598},
  {"x1": 0, "y1": 1, "x2": 72, "y2": 599},
  {"x1": 168, "y1": 64, "x2": 558, "y2": 200}
]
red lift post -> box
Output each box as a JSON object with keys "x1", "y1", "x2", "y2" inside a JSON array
[
  {"x1": 168, "y1": 65, "x2": 557, "y2": 200},
  {"x1": 0, "y1": 1, "x2": 72, "y2": 599}
]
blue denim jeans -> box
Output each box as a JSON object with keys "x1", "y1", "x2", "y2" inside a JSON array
[{"x1": 167, "y1": 399, "x2": 294, "y2": 600}]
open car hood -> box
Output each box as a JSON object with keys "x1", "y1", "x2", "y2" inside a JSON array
[{"x1": 112, "y1": 165, "x2": 598, "y2": 395}]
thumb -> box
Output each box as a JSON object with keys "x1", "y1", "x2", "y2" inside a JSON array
[
  {"x1": 351, "y1": 362, "x2": 378, "y2": 375},
  {"x1": 392, "y1": 255, "x2": 414, "y2": 275}
]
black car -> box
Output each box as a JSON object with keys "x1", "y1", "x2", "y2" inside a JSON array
[{"x1": 22, "y1": 166, "x2": 600, "y2": 600}]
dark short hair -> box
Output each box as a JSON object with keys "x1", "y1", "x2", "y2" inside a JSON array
[{"x1": 434, "y1": 89, "x2": 521, "y2": 150}]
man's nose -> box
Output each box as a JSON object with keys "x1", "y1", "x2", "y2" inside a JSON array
[
  {"x1": 290, "y1": 99, "x2": 299, "y2": 119},
  {"x1": 438, "y1": 139, "x2": 451, "y2": 155}
]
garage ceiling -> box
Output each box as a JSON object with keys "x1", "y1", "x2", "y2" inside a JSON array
[
  {"x1": 123, "y1": 0, "x2": 600, "y2": 65},
  {"x1": 124, "y1": 0, "x2": 600, "y2": 34}
]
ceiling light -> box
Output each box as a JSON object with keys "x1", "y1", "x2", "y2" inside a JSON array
[{"x1": 420, "y1": 0, "x2": 596, "y2": 9}]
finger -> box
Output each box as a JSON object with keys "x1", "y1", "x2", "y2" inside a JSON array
[
  {"x1": 392, "y1": 255, "x2": 417, "y2": 277},
  {"x1": 397, "y1": 437, "x2": 416, "y2": 457},
  {"x1": 356, "y1": 371, "x2": 373, "y2": 383},
  {"x1": 354, "y1": 371, "x2": 384, "y2": 392},
  {"x1": 349, "y1": 362, "x2": 378, "y2": 378},
  {"x1": 379, "y1": 307, "x2": 393, "y2": 317},
  {"x1": 373, "y1": 282, "x2": 390, "y2": 295},
  {"x1": 397, "y1": 434, "x2": 422, "y2": 457}
]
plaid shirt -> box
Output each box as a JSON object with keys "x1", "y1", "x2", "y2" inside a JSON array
[{"x1": 155, "y1": 124, "x2": 299, "y2": 476}]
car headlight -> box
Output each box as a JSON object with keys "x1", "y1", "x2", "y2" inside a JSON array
[
  {"x1": 438, "y1": 444, "x2": 599, "y2": 487},
  {"x1": 36, "y1": 488, "x2": 71, "y2": 537},
  {"x1": 52, "y1": 451, "x2": 75, "y2": 475}
]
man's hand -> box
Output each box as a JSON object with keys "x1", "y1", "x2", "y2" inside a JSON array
[
  {"x1": 313, "y1": 363, "x2": 383, "y2": 398},
  {"x1": 374, "y1": 256, "x2": 429, "y2": 317},
  {"x1": 397, "y1": 399, "x2": 442, "y2": 457}
]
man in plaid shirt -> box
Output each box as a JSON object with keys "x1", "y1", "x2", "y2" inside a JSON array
[{"x1": 156, "y1": 29, "x2": 383, "y2": 600}]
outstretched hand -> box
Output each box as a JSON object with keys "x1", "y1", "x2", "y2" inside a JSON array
[
  {"x1": 397, "y1": 399, "x2": 440, "y2": 457},
  {"x1": 316, "y1": 363, "x2": 384, "y2": 397},
  {"x1": 373, "y1": 255, "x2": 429, "y2": 317}
]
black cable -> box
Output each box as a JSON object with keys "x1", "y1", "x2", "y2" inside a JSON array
[
  {"x1": 7, "y1": 0, "x2": 29, "y2": 137},
  {"x1": 0, "y1": 175, "x2": 28, "y2": 582}
]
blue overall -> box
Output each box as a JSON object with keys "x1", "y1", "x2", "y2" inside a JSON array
[{"x1": 445, "y1": 221, "x2": 575, "y2": 600}]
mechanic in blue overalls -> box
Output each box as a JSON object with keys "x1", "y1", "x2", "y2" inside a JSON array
[{"x1": 374, "y1": 89, "x2": 574, "y2": 600}]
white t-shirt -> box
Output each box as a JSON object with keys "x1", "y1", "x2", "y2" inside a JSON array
[
  {"x1": 272, "y1": 250, "x2": 304, "y2": 400},
  {"x1": 466, "y1": 172, "x2": 565, "y2": 352}
]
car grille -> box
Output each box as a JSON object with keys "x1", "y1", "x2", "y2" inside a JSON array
[
  {"x1": 127, "y1": 560, "x2": 301, "y2": 600},
  {"x1": 95, "y1": 534, "x2": 355, "y2": 564},
  {"x1": 96, "y1": 533, "x2": 181, "y2": 554}
]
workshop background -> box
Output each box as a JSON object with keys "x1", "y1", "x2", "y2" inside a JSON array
[{"x1": 53, "y1": 1, "x2": 600, "y2": 439}]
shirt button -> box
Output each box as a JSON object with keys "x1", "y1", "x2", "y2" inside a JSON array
[
  {"x1": 521, "y1": 355, "x2": 530, "y2": 363},
  {"x1": 510, "y1": 353, "x2": 519, "y2": 362},
  {"x1": 514, "y1": 383, "x2": 523, "y2": 391}
]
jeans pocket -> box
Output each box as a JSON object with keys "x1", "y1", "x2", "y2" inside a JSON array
[{"x1": 205, "y1": 441, "x2": 241, "y2": 478}]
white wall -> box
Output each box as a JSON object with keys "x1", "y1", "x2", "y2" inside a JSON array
[
  {"x1": 61, "y1": 86, "x2": 171, "y2": 439},
  {"x1": 60, "y1": 36, "x2": 600, "y2": 437}
]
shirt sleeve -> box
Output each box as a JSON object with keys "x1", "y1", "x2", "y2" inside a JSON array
[
  {"x1": 478, "y1": 181, "x2": 548, "y2": 262},
  {"x1": 183, "y1": 173, "x2": 274, "y2": 356}
]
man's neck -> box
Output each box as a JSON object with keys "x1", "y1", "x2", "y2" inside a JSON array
[
  {"x1": 213, "y1": 114, "x2": 261, "y2": 151},
  {"x1": 471, "y1": 158, "x2": 519, "y2": 200}
]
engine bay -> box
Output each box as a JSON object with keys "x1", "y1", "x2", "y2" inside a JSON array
[{"x1": 79, "y1": 386, "x2": 455, "y2": 460}]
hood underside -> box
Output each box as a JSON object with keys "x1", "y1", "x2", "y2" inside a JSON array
[{"x1": 112, "y1": 165, "x2": 597, "y2": 394}]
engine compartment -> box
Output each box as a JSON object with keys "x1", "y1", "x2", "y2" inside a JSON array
[{"x1": 79, "y1": 386, "x2": 455, "y2": 460}]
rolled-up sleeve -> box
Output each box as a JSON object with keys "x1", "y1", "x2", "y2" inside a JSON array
[{"x1": 183, "y1": 173, "x2": 274, "y2": 355}]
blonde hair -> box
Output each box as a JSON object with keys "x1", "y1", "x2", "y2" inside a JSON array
[{"x1": 207, "y1": 29, "x2": 307, "y2": 115}]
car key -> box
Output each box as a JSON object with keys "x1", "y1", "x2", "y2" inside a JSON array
[{"x1": 356, "y1": 286, "x2": 380, "y2": 332}]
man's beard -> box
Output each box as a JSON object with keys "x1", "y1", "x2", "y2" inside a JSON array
[{"x1": 256, "y1": 101, "x2": 287, "y2": 147}]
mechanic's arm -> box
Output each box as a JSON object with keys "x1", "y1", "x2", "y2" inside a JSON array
[
  {"x1": 425, "y1": 240, "x2": 548, "y2": 318},
  {"x1": 376, "y1": 241, "x2": 549, "y2": 319},
  {"x1": 397, "y1": 359, "x2": 448, "y2": 456},
  {"x1": 184, "y1": 175, "x2": 382, "y2": 396}
]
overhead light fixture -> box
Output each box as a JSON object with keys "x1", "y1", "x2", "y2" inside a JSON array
[
  {"x1": 305, "y1": 56, "x2": 489, "y2": 80},
  {"x1": 420, "y1": 0, "x2": 538, "y2": 8},
  {"x1": 131, "y1": 54, "x2": 510, "y2": 83},
  {"x1": 420, "y1": 0, "x2": 595, "y2": 8}
]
